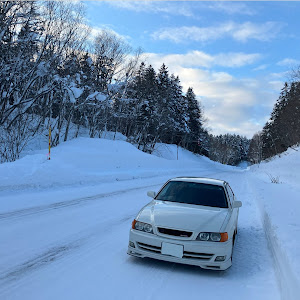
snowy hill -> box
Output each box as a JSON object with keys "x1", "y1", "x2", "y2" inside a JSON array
[
  {"x1": 0, "y1": 137, "x2": 227, "y2": 191},
  {"x1": 250, "y1": 146, "x2": 300, "y2": 187},
  {"x1": 0, "y1": 138, "x2": 218, "y2": 189}
]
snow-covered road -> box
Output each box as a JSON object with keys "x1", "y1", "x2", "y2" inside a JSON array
[
  {"x1": 0, "y1": 170, "x2": 280, "y2": 300},
  {"x1": 1, "y1": 138, "x2": 299, "y2": 300}
]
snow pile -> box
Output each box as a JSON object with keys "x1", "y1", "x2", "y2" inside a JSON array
[
  {"x1": 250, "y1": 146, "x2": 300, "y2": 187},
  {"x1": 0, "y1": 137, "x2": 219, "y2": 190},
  {"x1": 249, "y1": 146, "x2": 300, "y2": 289},
  {"x1": 152, "y1": 143, "x2": 238, "y2": 170},
  {"x1": 153, "y1": 143, "x2": 205, "y2": 162}
]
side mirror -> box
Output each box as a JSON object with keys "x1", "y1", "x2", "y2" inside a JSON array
[
  {"x1": 233, "y1": 201, "x2": 242, "y2": 208},
  {"x1": 147, "y1": 191, "x2": 156, "y2": 198}
]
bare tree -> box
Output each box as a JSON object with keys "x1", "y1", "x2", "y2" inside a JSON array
[
  {"x1": 93, "y1": 29, "x2": 132, "y2": 85},
  {"x1": 0, "y1": 113, "x2": 36, "y2": 162},
  {"x1": 0, "y1": 1, "x2": 90, "y2": 161}
]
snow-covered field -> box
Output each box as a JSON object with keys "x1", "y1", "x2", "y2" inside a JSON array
[{"x1": 0, "y1": 137, "x2": 299, "y2": 300}]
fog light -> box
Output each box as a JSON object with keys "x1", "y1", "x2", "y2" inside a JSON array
[
  {"x1": 215, "y1": 255, "x2": 226, "y2": 262},
  {"x1": 129, "y1": 241, "x2": 135, "y2": 248}
]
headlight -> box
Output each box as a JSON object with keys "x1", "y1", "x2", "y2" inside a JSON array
[
  {"x1": 132, "y1": 220, "x2": 153, "y2": 234},
  {"x1": 198, "y1": 232, "x2": 210, "y2": 241},
  {"x1": 210, "y1": 233, "x2": 221, "y2": 242},
  {"x1": 197, "y1": 232, "x2": 228, "y2": 242},
  {"x1": 143, "y1": 223, "x2": 153, "y2": 233}
]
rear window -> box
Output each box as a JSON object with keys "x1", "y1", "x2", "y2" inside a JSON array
[{"x1": 156, "y1": 181, "x2": 228, "y2": 208}]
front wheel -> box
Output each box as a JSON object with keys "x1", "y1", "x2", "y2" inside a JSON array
[{"x1": 230, "y1": 231, "x2": 236, "y2": 261}]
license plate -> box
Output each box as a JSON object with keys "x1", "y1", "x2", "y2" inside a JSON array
[{"x1": 161, "y1": 242, "x2": 183, "y2": 258}]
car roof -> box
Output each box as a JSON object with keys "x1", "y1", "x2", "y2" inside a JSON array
[{"x1": 170, "y1": 177, "x2": 226, "y2": 187}]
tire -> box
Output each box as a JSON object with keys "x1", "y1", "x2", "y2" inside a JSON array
[{"x1": 231, "y1": 232, "x2": 236, "y2": 261}]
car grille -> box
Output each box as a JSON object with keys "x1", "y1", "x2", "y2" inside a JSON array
[
  {"x1": 183, "y1": 251, "x2": 213, "y2": 260},
  {"x1": 137, "y1": 242, "x2": 213, "y2": 261},
  {"x1": 137, "y1": 242, "x2": 161, "y2": 253},
  {"x1": 157, "y1": 227, "x2": 193, "y2": 237}
]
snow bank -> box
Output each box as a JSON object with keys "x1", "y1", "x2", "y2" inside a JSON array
[
  {"x1": 152, "y1": 142, "x2": 237, "y2": 171},
  {"x1": 249, "y1": 146, "x2": 300, "y2": 291},
  {"x1": 0, "y1": 137, "x2": 220, "y2": 191},
  {"x1": 250, "y1": 146, "x2": 300, "y2": 187}
]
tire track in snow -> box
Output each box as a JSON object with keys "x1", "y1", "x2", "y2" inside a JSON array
[
  {"x1": 0, "y1": 170, "x2": 230, "y2": 222},
  {"x1": 263, "y1": 212, "x2": 300, "y2": 300},
  {"x1": 0, "y1": 184, "x2": 160, "y2": 222},
  {"x1": 0, "y1": 243, "x2": 81, "y2": 284},
  {"x1": 0, "y1": 212, "x2": 134, "y2": 290},
  {"x1": 0, "y1": 167, "x2": 216, "y2": 193}
]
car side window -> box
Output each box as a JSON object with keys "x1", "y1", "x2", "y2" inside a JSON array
[{"x1": 225, "y1": 184, "x2": 234, "y2": 207}]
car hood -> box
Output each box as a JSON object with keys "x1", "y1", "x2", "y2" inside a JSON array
[{"x1": 137, "y1": 200, "x2": 228, "y2": 233}]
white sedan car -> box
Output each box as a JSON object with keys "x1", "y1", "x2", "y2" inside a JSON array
[{"x1": 127, "y1": 177, "x2": 242, "y2": 270}]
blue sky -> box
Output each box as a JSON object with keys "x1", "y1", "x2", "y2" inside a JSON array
[{"x1": 83, "y1": 1, "x2": 300, "y2": 138}]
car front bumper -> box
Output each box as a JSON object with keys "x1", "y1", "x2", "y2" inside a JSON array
[{"x1": 127, "y1": 229, "x2": 232, "y2": 270}]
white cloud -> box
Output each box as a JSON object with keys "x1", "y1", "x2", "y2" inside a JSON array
[
  {"x1": 104, "y1": 1, "x2": 194, "y2": 17},
  {"x1": 277, "y1": 58, "x2": 300, "y2": 67},
  {"x1": 152, "y1": 21, "x2": 284, "y2": 43},
  {"x1": 152, "y1": 25, "x2": 230, "y2": 43},
  {"x1": 214, "y1": 52, "x2": 262, "y2": 68},
  {"x1": 100, "y1": 1, "x2": 257, "y2": 18},
  {"x1": 88, "y1": 26, "x2": 131, "y2": 42},
  {"x1": 208, "y1": 2, "x2": 256, "y2": 16},
  {"x1": 143, "y1": 51, "x2": 261, "y2": 69},
  {"x1": 269, "y1": 81, "x2": 285, "y2": 91},
  {"x1": 270, "y1": 71, "x2": 290, "y2": 80},
  {"x1": 232, "y1": 22, "x2": 283, "y2": 42},
  {"x1": 253, "y1": 64, "x2": 268, "y2": 71},
  {"x1": 189, "y1": 78, "x2": 279, "y2": 137},
  {"x1": 144, "y1": 51, "x2": 281, "y2": 138}
]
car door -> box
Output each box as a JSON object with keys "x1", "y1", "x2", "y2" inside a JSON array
[{"x1": 224, "y1": 183, "x2": 236, "y2": 239}]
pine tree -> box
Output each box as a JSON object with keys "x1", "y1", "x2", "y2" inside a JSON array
[
  {"x1": 169, "y1": 74, "x2": 187, "y2": 145},
  {"x1": 156, "y1": 64, "x2": 172, "y2": 142},
  {"x1": 185, "y1": 87, "x2": 204, "y2": 153},
  {"x1": 261, "y1": 81, "x2": 300, "y2": 159}
]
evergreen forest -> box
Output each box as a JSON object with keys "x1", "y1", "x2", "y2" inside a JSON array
[{"x1": 1, "y1": 1, "x2": 299, "y2": 165}]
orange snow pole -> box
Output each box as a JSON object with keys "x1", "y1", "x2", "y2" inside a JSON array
[{"x1": 48, "y1": 126, "x2": 51, "y2": 160}]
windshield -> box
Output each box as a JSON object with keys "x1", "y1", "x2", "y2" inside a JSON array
[{"x1": 156, "y1": 181, "x2": 228, "y2": 208}]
